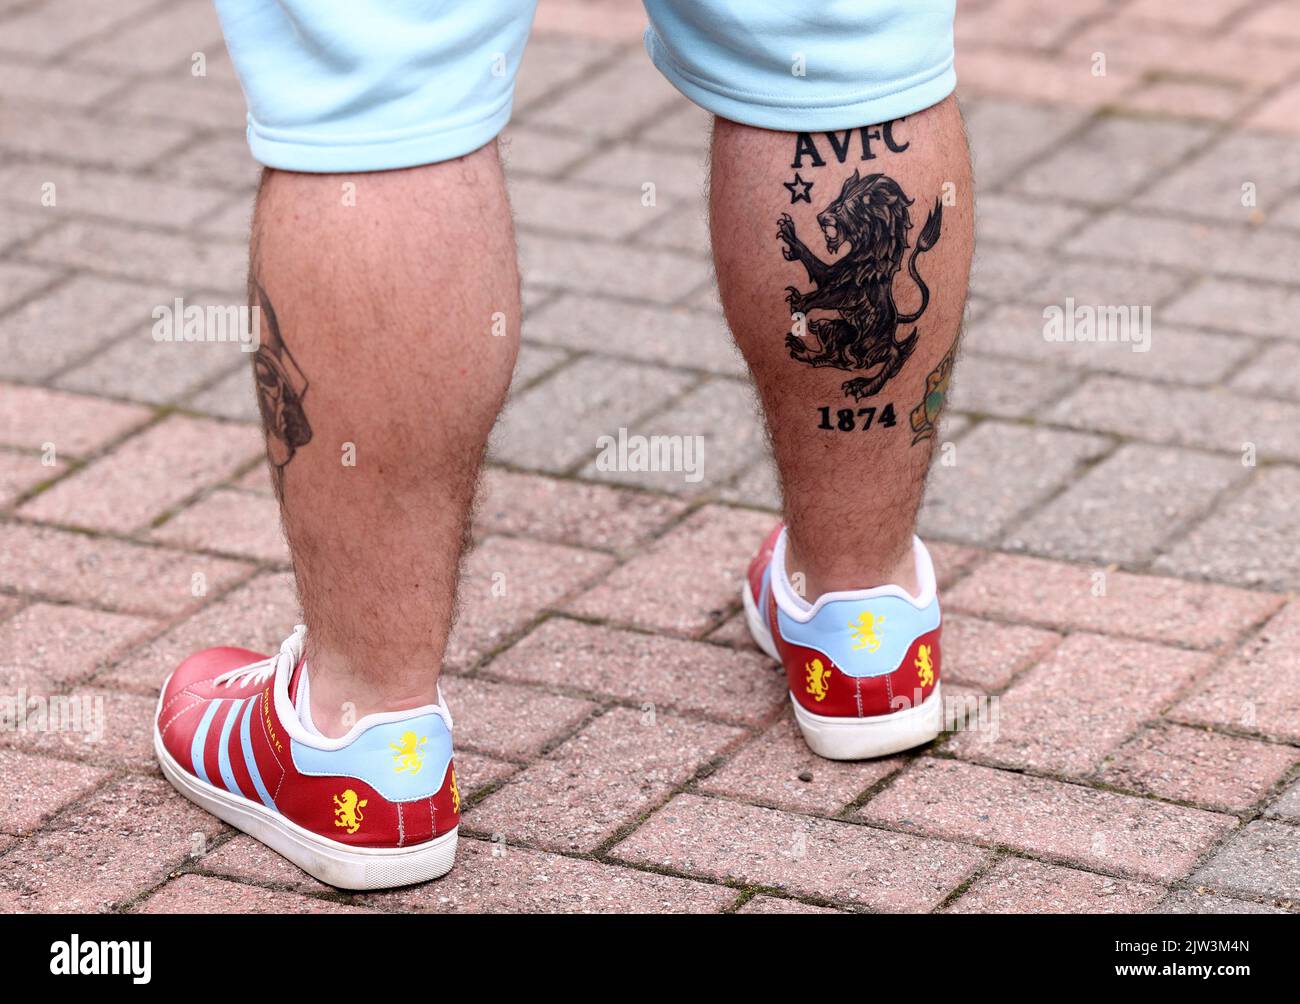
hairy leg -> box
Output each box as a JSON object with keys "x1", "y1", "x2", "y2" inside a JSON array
[
  {"x1": 249, "y1": 145, "x2": 518, "y2": 735},
  {"x1": 711, "y1": 96, "x2": 973, "y2": 596}
]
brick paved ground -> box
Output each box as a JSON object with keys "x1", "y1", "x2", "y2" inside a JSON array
[{"x1": 1, "y1": 0, "x2": 1299, "y2": 914}]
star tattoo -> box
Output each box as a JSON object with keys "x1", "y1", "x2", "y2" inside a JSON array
[{"x1": 783, "y1": 172, "x2": 813, "y2": 204}]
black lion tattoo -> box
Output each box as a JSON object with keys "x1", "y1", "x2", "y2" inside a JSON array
[{"x1": 778, "y1": 170, "x2": 942, "y2": 401}]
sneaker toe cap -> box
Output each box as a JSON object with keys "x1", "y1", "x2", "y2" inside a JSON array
[{"x1": 161, "y1": 646, "x2": 267, "y2": 705}]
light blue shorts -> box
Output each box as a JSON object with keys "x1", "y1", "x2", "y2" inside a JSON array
[{"x1": 214, "y1": 0, "x2": 955, "y2": 173}]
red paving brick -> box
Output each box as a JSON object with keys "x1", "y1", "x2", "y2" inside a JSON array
[
  {"x1": 859, "y1": 758, "x2": 1236, "y2": 883},
  {"x1": 469, "y1": 707, "x2": 744, "y2": 852},
  {"x1": 474, "y1": 467, "x2": 689, "y2": 552},
  {"x1": 929, "y1": 541, "x2": 987, "y2": 589},
  {"x1": 0, "y1": 774, "x2": 225, "y2": 912},
  {"x1": 567, "y1": 505, "x2": 775, "y2": 636},
  {"x1": 1245, "y1": 80, "x2": 1300, "y2": 135},
  {"x1": 531, "y1": 0, "x2": 648, "y2": 41},
  {"x1": 0, "y1": 383, "x2": 151, "y2": 456},
  {"x1": 956, "y1": 47, "x2": 1140, "y2": 108},
  {"x1": 483, "y1": 616, "x2": 786, "y2": 726},
  {"x1": 0, "y1": 749, "x2": 111, "y2": 835},
  {"x1": 946, "y1": 633, "x2": 1215, "y2": 776},
  {"x1": 136, "y1": 874, "x2": 372, "y2": 914},
  {"x1": 705, "y1": 612, "x2": 762, "y2": 652},
  {"x1": 612, "y1": 793, "x2": 989, "y2": 912},
  {"x1": 958, "y1": 0, "x2": 1112, "y2": 50},
  {"x1": 1065, "y1": 23, "x2": 1300, "y2": 89},
  {"x1": 454, "y1": 750, "x2": 519, "y2": 799},
  {"x1": 945, "y1": 555, "x2": 1282, "y2": 649},
  {"x1": 696, "y1": 716, "x2": 901, "y2": 816},
  {"x1": 1127, "y1": 0, "x2": 1244, "y2": 29},
  {"x1": 0, "y1": 522, "x2": 254, "y2": 617},
  {"x1": 1099, "y1": 723, "x2": 1298, "y2": 811},
  {"x1": 231, "y1": 465, "x2": 274, "y2": 495},
  {"x1": 150, "y1": 487, "x2": 288, "y2": 563},
  {"x1": 946, "y1": 857, "x2": 1165, "y2": 914},
  {"x1": 20, "y1": 415, "x2": 263, "y2": 533},
  {"x1": 738, "y1": 895, "x2": 845, "y2": 915},
  {"x1": 98, "y1": 571, "x2": 298, "y2": 693},
  {"x1": 1157, "y1": 889, "x2": 1288, "y2": 915},
  {"x1": 196, "y1": 834, "x2": 336, "y2": 897},
  {"x1": 364, "y1": 837, "x2": 733, "y2": 913},
  {"x1": 1237, "y1": 0, "x2": 1300, "y2": 39},
  {"x1": 1172, "y1": 600, "x2": 1300, "y2": 743},
  {"x1": 4, "y1": 686, "x2": 156, "y2": 772},
  {"x1": 0, "y1": 602, "x2": 158, "y2": 689},
  {"x1": 446, "y1": 536, "x2": 615, "y2": 669},
  {"x1": 1120, "y1": 79, "x2": 1247, "y2": 122},
  {"x1": 941, "y1": 613, "x2": 1061, "y2": 692},
  {"x1": 441, "y1": 676, "x2": 596, "y2": 760},
  {"x1": 0, "y1": 661, "x2": 47, "y2": 696},
  {"x1": 0, "y1": 449, "x2": 65, "y2": 508}
]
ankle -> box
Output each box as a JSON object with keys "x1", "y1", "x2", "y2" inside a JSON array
[
  {"x1": 303, "y1": 646, "x2": 441, "y2": 739},
  {"x1": 784, "y1": 536, "x2": 919, "y2": 601},
  {"x1": 309, "y1": 676, "x2": 441, "y2": 738}
]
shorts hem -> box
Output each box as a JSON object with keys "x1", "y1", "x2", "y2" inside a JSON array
[
  {"x1": 244, "y1": 99, "x2": 514, "y2": 173},
  {"x1": 644, "y1": 27, "x2": 956, "y2": 130}
]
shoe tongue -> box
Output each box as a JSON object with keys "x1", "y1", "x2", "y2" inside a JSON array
[
  {"x1": 287, "y1": 658, "x2": 306, "y2": 705},
  {"x1": 289, "y1": 661, "x2": 324, "y2": 737}
]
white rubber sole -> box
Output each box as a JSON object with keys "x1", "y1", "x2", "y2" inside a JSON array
[
  {"x1": 154, "y1": 717, "x2": 457, "y2": 891},
  {"x1": 742, "y1": 580, "x2": 943, "y2": 760},
  {"x1": 741, "y1": 578, "x2": 781, "y2": 661},
  {"x1": 789, "y1": 684, "x2": 943, "y2": 760}
]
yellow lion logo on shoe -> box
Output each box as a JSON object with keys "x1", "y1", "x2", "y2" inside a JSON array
[
  {"x1": 449, "y1": 766, "x2": 461, "y2": 814},
  {"x1": 848, "y1": 611, "x2": 885, "y2": 652},
  {"x1": 333, "y1": 789, "x2": 368, "y2": 834},
  {"x1": 390, "y1": 730, "x2": 428, "y2": 774},
  {"x1": 804, "y1": 657, "x2": 832, "y2": 703},
  {"x1": 915, "y1": 644, "x2": 935, "y2": 688}
]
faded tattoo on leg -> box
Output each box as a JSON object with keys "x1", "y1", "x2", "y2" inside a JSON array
[
  {"x1": 778, "y1": 170, "x2": 943, "y2": 403},
  {"x1": 251, "y1": 281, "x2": 312, "y2": 495},
  {"x1": 909, "y1": 346, "x2": 954, "y2": 446}
]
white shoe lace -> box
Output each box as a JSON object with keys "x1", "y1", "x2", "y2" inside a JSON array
[{"x1": 213, "y1": 624, "x2": 306, "y2": 689}]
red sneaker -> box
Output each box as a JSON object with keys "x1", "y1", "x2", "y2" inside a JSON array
[
  {"x1": 743, "y1": 525, "x2": 943, "y2": 760},
  {"x1": 153, "y1": 626, "x2": 459, "y2": 890}
]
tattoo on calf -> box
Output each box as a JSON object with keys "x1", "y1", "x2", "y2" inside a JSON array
[
  {"x1": 777, "y1": 120, "x2": 947, "y2": 440},
  {"x1": 908, "y1": 347, "x2": 953, "y2": 446},
  {"x1": 783, "y1": 172, "x2": 814, "y2": 204},
  {"x1": 251, "y1": 281, "x2": 312, "y2": 493},
  {"x1": 778, "y1": 170, "x2": 943, "y2": 402},
  {"x1": 816, "y1": 402, "x2": 898, "y2": 433},
  {"x1": 790, "y1": 124, "x2": 911, "y2": 171}
]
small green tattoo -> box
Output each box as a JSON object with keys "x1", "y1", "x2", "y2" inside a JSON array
[{"x1": 910, "y1": 348, "x2": 953, "y2": 445}]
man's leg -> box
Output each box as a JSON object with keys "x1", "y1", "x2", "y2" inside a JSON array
[
  {"x1": 250, "y1": 149, "x2": 518, "y2": 736},
  {"x1": 710, "y1": 98, "x2": 973, "y2": 597},
  {"x1": 711, "y1": 104, "x2": 971, "y2": 758},
  {"x1": 154, "y1": 0, "x2": 533, "y2": 889},
  {"x1": 643, "y1": 0, "x2": 967, "y2": 756},
  {"x1": 155, "y1": 150, "x2": 515, "y2": 886}
]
